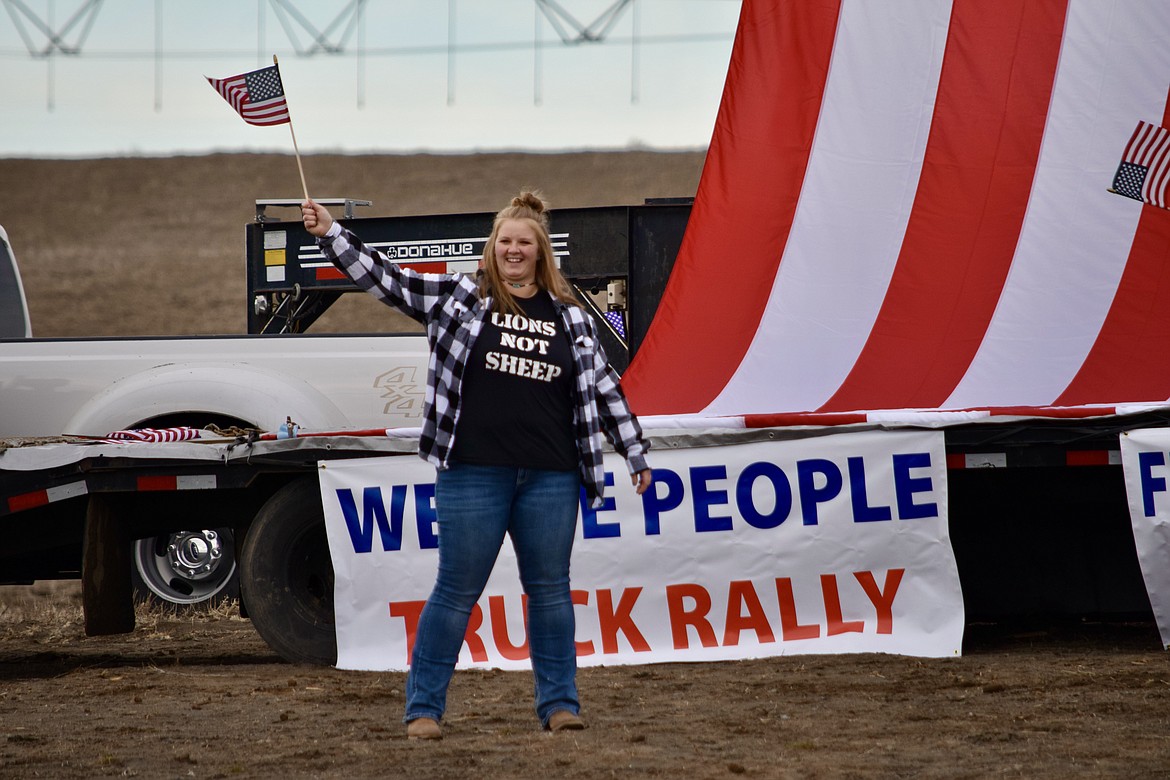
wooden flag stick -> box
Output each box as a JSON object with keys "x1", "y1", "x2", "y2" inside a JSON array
[{"x1": 274, "y1": 55, "x2": 310, "y2": 203}]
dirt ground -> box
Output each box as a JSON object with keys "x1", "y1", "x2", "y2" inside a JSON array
[
  {"x1": 2, "y1": 153, "x2": 1170, "y2": 778},
  {"x1": 0, "y1": 583, "x2": 1168, "y2": 780}
]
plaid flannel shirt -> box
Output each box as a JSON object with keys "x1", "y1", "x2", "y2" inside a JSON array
[{"x1": 317, "y1": 222, "x2": 650, "y2": 507}]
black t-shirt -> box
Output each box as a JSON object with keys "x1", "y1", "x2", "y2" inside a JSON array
[{"x1": 452, "y1": 292, "x2": 577, "y2": 471}]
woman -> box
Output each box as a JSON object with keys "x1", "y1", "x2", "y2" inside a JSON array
[{"x1": 301, "y1": 192, "x2": 652, "y2": 740}]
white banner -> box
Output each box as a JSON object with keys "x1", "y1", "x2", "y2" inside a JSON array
[
  {"x1": 1119, "y1": 429, "x2": 1170, "y2": 649},
  {"x1": 319, "y1": 429, "x2": 964, "y2": 671}
]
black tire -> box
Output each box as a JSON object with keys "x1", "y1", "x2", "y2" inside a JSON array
[
  {"x1": 240, "y1": 477, "x2": 337, "y2": 666},
  {"x1": 131, "y1": 528, "x2": 240, "y2": 609}
]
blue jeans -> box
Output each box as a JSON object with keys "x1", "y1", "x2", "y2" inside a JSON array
[{"x1": 404, "y1": 462, "x2": 582, "y2": 727}]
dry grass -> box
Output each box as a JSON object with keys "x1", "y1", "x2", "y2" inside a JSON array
[
  {"x1": 0, "y1": 581, "x2": 243, "y2": 644},
  {"x1": 0, "y1": 581, "x2": 83, "y2": 641}
]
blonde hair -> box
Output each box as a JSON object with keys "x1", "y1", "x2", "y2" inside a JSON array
[{"x1": 479, "y1": 190, "x2": 580, "y2": 315}]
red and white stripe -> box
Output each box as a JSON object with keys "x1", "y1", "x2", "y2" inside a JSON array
[
  {"x1": 99, "y1": 427, "x2": 203, "y2": 444},
  {"x1": 641, "y1": 402, "x2": 1170, "y2": 432},
  {"x1": 4, "y1": 473, "x2": 219, "y2": 516},
  {"x1": 623, "y1": 0, "x2": 1170, "y2": 419},
  {"x1": 6, "y1": 480, "x2": 87, "y2": 514},
  {"x1": 136, "y1": 474, "x2": 218, "y2": 491}
]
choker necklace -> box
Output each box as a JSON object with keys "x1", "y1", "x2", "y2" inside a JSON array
[{"x1": 508, "y1": 281, "x2": 534, "y2": 288}]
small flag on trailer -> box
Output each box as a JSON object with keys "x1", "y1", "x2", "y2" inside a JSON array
[
  {"x1": 206, "y1": 65, "x2": 290, "y2": 126},
  {"x1": 603, "y1": 310, "x2": 627, "y2": 340},
  {"x1": 1111, "y1": 121, "x2": 1170, "y2": 209},
  {"x1": 99, "y1": 427, "x2": 204, "y2": 444}
]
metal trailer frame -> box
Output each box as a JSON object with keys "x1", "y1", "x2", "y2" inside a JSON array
[{"x1": 245, "y1": 198, "x2": 692, "y2": 373}]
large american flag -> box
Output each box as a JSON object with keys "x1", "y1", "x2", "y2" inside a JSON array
[
  {"x1": 206, "y1": 65, "x2": 290, "y2": 127},
  {"x1": 623, "y1": 0, "x2": 1170, "y2": 419},
  {"x1": 1113, "y1": 121, "x2": 1170, "y2": 209}
]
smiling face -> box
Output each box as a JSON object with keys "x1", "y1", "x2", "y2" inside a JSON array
[{"x1": 493, "y1": 218, "x2": 540, "y2": 290}]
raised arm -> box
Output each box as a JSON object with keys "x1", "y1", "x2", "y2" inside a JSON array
[{"x1": 302, "y1": 199, "x2": 474, "y2": 324}]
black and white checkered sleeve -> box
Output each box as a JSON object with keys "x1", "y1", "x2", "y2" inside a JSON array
[
  {"x1": 318, "y1": 223, "x2": 464, "y2": 324},
  {"x1": 593, "y1": 337, "x2": 650, "y2": 474}
]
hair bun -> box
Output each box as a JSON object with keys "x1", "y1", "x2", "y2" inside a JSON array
[
  {"x1": 513, "y1": 190, "x2": 547, "y2": 213},
  {"x1": 495, "y1": 189, "x2": 551, "y2": 231}
]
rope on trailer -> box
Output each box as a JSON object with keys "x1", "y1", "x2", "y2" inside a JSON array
[
  {"x1": 0, "y1": 435, "x2": 92, "y2": 452},
  {"x1": 205, "y1": 423, "x2": 263, "y2": 440}
]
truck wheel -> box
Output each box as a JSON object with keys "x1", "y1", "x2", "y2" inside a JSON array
[
  {"x1": 128, "y1": 413, "x2": 252, "y2": 610},
  {"x1": 131, "y1": 528, "x2": 239, "y2": 608},
  {"x1": 240, "y1": 477, "x2": 337, "y2": 666}
]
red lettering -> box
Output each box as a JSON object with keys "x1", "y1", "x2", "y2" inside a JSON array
[
  {"x1": 855, "y1": 569, "x2": 905, "y2": 634},
  {"x1": 821, "y1": 574, "x2": 864, "y2": 636},
  {"x1": 572, "y1": 589, "x2": 594, "y2": 656},
  {"x1": 723, "y1": 580, "x2": 775, "y2": 646},
  {"x1": 464, "y1": 603, "x2": 488, "y2": 661},
  {"x1": 393, "y1": 574, "x2": 906, "y2": 665},
  {"x1": 666, "y1": 583, "x2": 718, "y2": 649},
  {"x1": 775, "y1": 578, "x2": 820, "y2": 641},
  {"x1": 390, "y1": 599, "x2": 490, "y2": 662},
  {"x1": 389, "y1": 600, "x2": 426, "y2": 662},
  {"x1": 597, "y1": 588, "x2": 650, "y2": 654},
  {"x1": 489, "y1": 594, "x2": 529, "y2": 661}
]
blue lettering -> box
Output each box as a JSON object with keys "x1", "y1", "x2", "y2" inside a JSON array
[
  {"x1": 414, "y1": 482, "x2": 439, "y2": 549},
  {"x1": 692, "y1": 464, "x2": 732, "y2": 532},
  {"x1": 797, "y1": 458, "x2": 843, "y2": 526},
  {"x1": 581, "y1": 472, "x2": 619, "y2": 539},
  {"x1": 641, "y1": 468, "x2": 683, "y2": 535},
  {"x1": 849, "y1": 456, "x2": 892, "y2": 523},
  {"x1": 1139, "y1": 450, "x2": 1168, "y2": 517},
  {"x1": 736, "y1": 461, "x2": 792, "y2": 529},
  {"x1": 335, "y1": 485, "x2": 405, "y2": 553},
  {"x1": 892, "y1": 452, "x2": 937, "y2": 519}
]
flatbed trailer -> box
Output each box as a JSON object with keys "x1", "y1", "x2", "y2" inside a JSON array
[
  {"x1": 1, "y1": 432, "x2": 418, "y2": 663},
  {"x1": 3, "y1": 407, "x2": 1165, "y2": 665}
]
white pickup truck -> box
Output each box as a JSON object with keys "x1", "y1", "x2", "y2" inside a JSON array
[
  {"x1": 0, "y1": 217, "x2": 432, "y2": 606},
  {"x1": 0, "y1": 199, "x2": 684, "y2": 664},
  {"x1": 0, "y1": 199, "x2": 683, "y2": 614}
]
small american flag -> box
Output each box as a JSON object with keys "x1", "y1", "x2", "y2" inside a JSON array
[
  {"x1": 1112, "y1": 121, "x2": 1170, "y2": 208},
  {"x1": 603, "y1": 310, "x2": 627, "y2": 341},
  {"x1": 99, "y1": 427, "x2": 203, "y2": 444},
  {"x1": 206, "y1": 65, "x2": 290, "y2": 127}
]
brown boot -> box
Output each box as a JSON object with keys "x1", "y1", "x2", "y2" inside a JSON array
[
  {"x1": 547, "y1": 710, "x2": 585, "y2": 732},
  {"x1": 406, "y1": 717, "x2": 442, "y2": 740}
]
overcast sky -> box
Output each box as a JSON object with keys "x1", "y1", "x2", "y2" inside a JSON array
[{"x1": 1, "y1": 0, "x2": 740, "y2": 158}]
